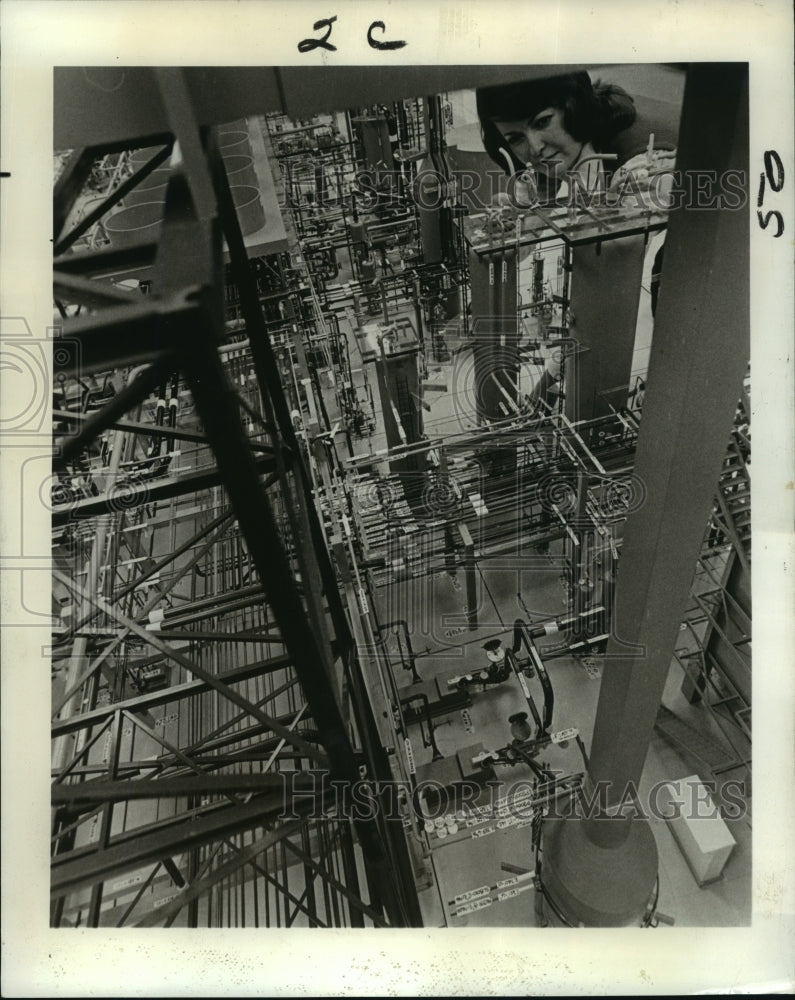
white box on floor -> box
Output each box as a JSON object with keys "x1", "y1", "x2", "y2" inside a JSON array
[{"x1": 658, "y1": 775, "x2": 736, "y2": 886}]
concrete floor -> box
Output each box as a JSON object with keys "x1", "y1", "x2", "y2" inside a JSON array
[{"x1": 374, "y1": 542, "x2": 751, "y2": 929}]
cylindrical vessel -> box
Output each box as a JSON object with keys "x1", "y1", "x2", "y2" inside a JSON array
[
  {"x1": 128, "y1": 146, "x2": 171, "y2": 197},
  {"x1": 445, "y1": 122, "x2": 507, "y2": 212},
  {"x1": 349, "y1": 221, "x2": 367, "y2": 243},
  {"x1": 125, "y1": 183, "x2": 168, "y2": 207},
  {"x1": 129, "y1": 145, "x2": 167, "y2": 168},
  {"x1": 218, "y1": 119, "x2": 247, "y2": 134},
  {"x1": 79, "y1": 195, "x2": 119, "y2": 224},
  {"x1": 222, "y1": 154, "x2": 258, "y2": 188},
  {"x1": 67, "y1": 195, "x2": 122, "y2": 237},
  {"x1": 104, "y1": 201, "x2": 164, "y2": 249},
  {"x1": 218, "y1": 130, "x2": 252, "y2": 159},
  {"x1": 230, "y1": 185, "x2": 265, "y2": 236}
]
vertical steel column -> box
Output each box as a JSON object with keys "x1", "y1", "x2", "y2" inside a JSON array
[
  {"x1": 208, "y1": 137, "x2": 354, "y2": 670},
  {"x1": 338, "y1": 822, "x2": 365, "y2": 927},
  {"x1": 564, "y1": 236, "x2": 646, "y2": 425},
  {"x1": 198, "y1": 111, "x2": 420, "y2": 925},
  {"x1": 417, "y1": 99, "x2": 443, "y2": 265},
  {"x1": 299, "y1": 822, "x2": 318, "y2": 926},
  {"x1": 52, "y1": 422, "x2": 128, "y2": 773},
  {"x1": 457, "y1": 523, "x2": 478, "y2": 631},
  {"x1": 570, "y1": 471, "x2": 593, "y2": 636},
  {"x1": 541, "y1": 64, "x2": 750, "y2": 926},
  {"x1": 86, "y1": 708, "x2": 122, "y2": 926},
  {"x1": 469, "y1": 249, "x2": 519, "y2": 425},
  {"x1": 443, "y1": 525, "x2": 457, "y2": 578}
]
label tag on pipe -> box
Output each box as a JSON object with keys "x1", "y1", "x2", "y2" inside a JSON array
[
  {"x1": 496, "y1": 883, "x2": 534, "y2": 903},
  {"x1": 551, "y1": 727, "x2": 578, "y2": 744},
  {"x1": 454, "y1": 896, "x2": 493, "y2": 917},
  {"x1": 452, "y1": 884, "x2": 490, "y2": 905}
]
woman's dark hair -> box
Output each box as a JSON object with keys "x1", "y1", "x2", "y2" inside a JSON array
[{"x1": 476, "y1": 71, "x2": 636, "y2": 174}]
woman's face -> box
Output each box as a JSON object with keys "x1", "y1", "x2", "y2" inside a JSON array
[{"x1": 494, "y1": 106, "x2": 583, "y2": 177}]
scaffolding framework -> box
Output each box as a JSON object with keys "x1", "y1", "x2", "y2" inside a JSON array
[{"x1": 51, "y1": 68, "x2": 422, "y2": 928}]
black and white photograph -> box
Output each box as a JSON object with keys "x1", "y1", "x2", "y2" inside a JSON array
[{"x1": 1, "y1": 0, "x2": 793, "y2": 995}]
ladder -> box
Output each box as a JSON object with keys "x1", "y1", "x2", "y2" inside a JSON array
[{"x1": 654, "y1": 703, "x2": 742, "y2": 777}]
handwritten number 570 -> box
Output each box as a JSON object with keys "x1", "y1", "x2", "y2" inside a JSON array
[{"x1": 757, "y1": 150, "x2": 784, "y2": 238}]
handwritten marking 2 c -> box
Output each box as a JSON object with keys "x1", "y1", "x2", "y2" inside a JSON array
[
  {"x1": 298, "y1": 16, "x2": 338, "y2": 53},
  {"x1": 298, "y1": 16, "x2": 407, "y2": 53},
  {"x1": 367, "y1": 20, "x2": 407, "y2": 50}
]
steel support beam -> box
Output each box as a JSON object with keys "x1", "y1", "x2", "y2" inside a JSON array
[
  {"x1": 53, "y1": 771, "x2": 313, "y2": 805},
  {"x1": 54, "y1": 273, "x2": 143, "y2": 309},
  {"x1": 52, "y1": 450, "x2": 277, "y2": 525},
  {"x1": 541, "y1": 63, "x2": 750, "y2": 927},
  {"x1": 199, "y1": 138, "x2": 419, "y2": 925},
  {"x1": 52, "y1": 653, "x2": 293, "y2": 737},
  {"x1": 54, "y1": 143, "x2": 173, "y2": 256},
  {"x1": 54, "y1": 242, "x2": 159, "y2": 277},
  {"x1": 51, "y1": 799, "x2": 317, "y2": 898},
  {"x1": 51, "y1": 71, "x2": 421, "y2": 927},
  {"x1": 53, "y1": 293, "x2": 195, "y2": 376},
  {"x1": 53, "y1": 365, "x2": 164, "y2": 466},
  {"x1": 54, "y1": 409, "x2": 275, "y2": 455},
  {"x1": 53, "y1": 572, "x2": 323, "y2": 761}
]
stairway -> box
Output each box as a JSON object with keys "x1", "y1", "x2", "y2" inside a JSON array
[
  {"x1": 712, "y1": 434, "x2": 751, "y2": 571},
  {"x1": 654, "y1": 703, "x2": 741, "y2": 776}
]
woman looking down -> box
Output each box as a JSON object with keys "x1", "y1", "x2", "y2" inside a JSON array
[{"x1": 476, "y1": 70, "x2": 676, "y2": 208}]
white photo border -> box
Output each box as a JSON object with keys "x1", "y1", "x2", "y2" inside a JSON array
[{"x1": 1, "y1": 0, "x2": 793, "y2": 995}]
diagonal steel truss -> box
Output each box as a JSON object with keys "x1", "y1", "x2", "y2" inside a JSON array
[{"x1": 51, "y1": 68, "x2": 422, "y2": 928}]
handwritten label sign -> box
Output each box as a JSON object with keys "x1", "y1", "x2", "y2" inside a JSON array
[
  {"x1": 298, "y1": 16, "x2": 407, "y2": 53},
  {"x1": 757, "y1": 150, "x2": 785, "y2": 237}
]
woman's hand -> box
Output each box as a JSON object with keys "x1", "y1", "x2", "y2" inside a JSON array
[
  {"x1": 481, "y1": 171, "x2": 539, "y2": 235},
  {"x1": 611, "y1": 151, "x2": 678, "y2": 208},
  {"x1": 506, "y1": 170, "x2": 539, "y2": 210}
]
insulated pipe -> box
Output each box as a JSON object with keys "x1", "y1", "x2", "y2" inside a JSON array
[
  {"x1": 152, "y1": 378, "x2": 167, "y2": 457},
  {"x1": 504, "y1": 649, "x2": 543, "y2": 735},
  {"x1": 511, "y1": 619, "x2": 554, "y2": 734},
  {"x1": 377, "y1": 619, "x2": 420, "y2": 684},
  {"x1": 166, "y1": 373, "x2": 179, "y2": 452}
]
